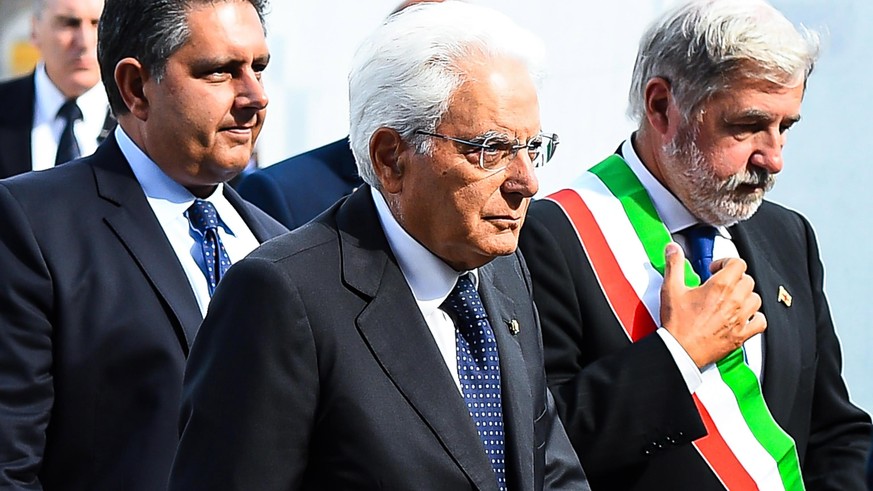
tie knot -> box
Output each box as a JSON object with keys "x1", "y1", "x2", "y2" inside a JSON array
[
  {"x1": 57, "y1": 99, "x2": 83, "y2": 123},
  {"x1": 187, "y1": 199, "x2": 221, "y2": 234},
  {"x1": 442, "y1": 274, "x2": 488, "y2": 322},
  {"x1": 685, "y1": 224, "x2": 717, "y2": 243}
]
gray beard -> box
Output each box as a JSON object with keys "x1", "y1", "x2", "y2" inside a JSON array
[{"x1": 662, "y1": 129, "x2": 776, "y2": 227}]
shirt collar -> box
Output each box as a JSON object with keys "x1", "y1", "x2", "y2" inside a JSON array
[
  {"x1": 115, "y1": 126, "x2": 235, "y2": 234},
  {"x1": 33, "y1": 62, "x2": 107, "y2": 126},
  {"x1": 622, "y1": 137, "x2": 731, "y2": 239},
  {"x1": 370, "y1": 187, "x2": 479, "y2": 316}
]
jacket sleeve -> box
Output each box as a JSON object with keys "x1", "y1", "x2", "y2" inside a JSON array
[
  {"x1": 170, "y1": 256, "x2": 318, "y2": 491},
  {"x1": 0, "y1": 183, "x2": 53, "y2": 490},
  {"x1": 797, "y1": 213, "x2": 871, "y2": 490}
]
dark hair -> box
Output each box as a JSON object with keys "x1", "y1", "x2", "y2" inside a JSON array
[{"x1": 98, "y1": 0, "x2": 268, "y2": 115}]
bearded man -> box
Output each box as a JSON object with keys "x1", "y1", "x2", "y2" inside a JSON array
[{"x1": 517, "y1": 0, "x2": 871, "y2": 489}]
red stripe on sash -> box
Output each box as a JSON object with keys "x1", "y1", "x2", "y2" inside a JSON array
[
  {"x1": 693, "y1": 396, "x2": 759, "y2": 490},
  {"x1": 548, "y1": 189, "x2": 657, "y2": 341}
]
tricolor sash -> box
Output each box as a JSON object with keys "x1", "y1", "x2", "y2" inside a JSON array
[{"x1": 546, "y1": 154, "x2": 803, "y2": 490}]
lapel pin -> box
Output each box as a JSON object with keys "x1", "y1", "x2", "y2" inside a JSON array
[
  {"x1": 777, "y1": 285, "x2": 792, "y2": 307},
  {"x1": 508, "y1": 319, "x2": 520, "y2": 336}
]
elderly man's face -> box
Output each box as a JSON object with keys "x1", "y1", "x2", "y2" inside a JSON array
[
  {"x1": 662, "y1": 79, "x2": 804, "y2": 226},
  {"x1": 141, "y1": 0, "x2": 269, "y2": 196},
  {"x1": 397, "y1": 57, "x2": 540, "y2": 270},
  {"x1": 31, "y1": 0, "x2": 104, "y2": 99}
]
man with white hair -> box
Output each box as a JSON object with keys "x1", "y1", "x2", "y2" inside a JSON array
[
  {"x1": 170, "y1": 2, "x2": 588, "y2": 490},
  {"x1": 519, "y1": 0, "x2": 871, "y2": 489}
]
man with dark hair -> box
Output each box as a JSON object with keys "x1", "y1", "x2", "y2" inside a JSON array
[
  {"x1": 0, "y1": 0, "x2": 285, "y2": 489},
  {"x1": 0, "y1": 0, "x2": 110, "y2": 178},
  {"x1": 518, "y1": 0, "x2": 871, "y2": 489}
]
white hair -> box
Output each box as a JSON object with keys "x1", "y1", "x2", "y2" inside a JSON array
[
  {"x1": 628, "y1": 0, "x2": 820, "y2": 124},
  {"x1": 348, "y1": 0, "x2": 545, "y2": 189}
]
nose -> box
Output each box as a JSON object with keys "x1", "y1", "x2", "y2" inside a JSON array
[
  {"x1": 502, "y1": 149, "x2": 539, "y2": 197},
  {"x1": 236, "y1": 69, "x2": 269, "y2": 111},
  {"x1": 72, "y1": 20, "x2": 98, "y2": 52},
  {"x1": 750, "y1": 127, "x2": 785, "y2": 174}
]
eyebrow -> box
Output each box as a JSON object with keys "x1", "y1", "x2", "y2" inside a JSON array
[
  {"x1": 726, "y1": 109, "x2": 801, "y2": 125},
  {"x1": 53, "y1": 14, "x2": 99, "y2": 25}
]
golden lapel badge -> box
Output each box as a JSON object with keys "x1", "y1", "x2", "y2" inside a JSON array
[
  {"x1": 777, "y1": 285, "x2": 792, "y2": 307},
  {"x1": 508, "y1": 319, "x2": 520, "y2": 336}
]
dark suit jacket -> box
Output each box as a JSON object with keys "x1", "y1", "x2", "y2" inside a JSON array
[
  {"x1": 0, "y1": 74, "x2": 35, "y2": 178},
  {"x1": 0, "y1": 135, "x2": 287, "y2": 491},
  {"x1": 236, "y1": 137, "x2": 363, "y2": 230},
  {"x1": 170, "y1": 186, "x2": 588, "y2": 490},
  {"x1": 518, "y1": 177, "x2": 872, "y2": 489}
]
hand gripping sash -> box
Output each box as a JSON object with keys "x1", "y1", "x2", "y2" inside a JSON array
[{"x1": 546, "y1": 154, "x2": 803, "y2": 490}]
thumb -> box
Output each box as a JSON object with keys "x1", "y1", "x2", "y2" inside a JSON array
[{"x1": 662, "y1": 242, "x2": 686, "y2": 296}]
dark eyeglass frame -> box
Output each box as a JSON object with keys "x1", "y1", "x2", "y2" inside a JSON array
[{"x1": 414, "y1": 130, "x2": 560, "y2": 172}]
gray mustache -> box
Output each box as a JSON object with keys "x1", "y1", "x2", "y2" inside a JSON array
[{"x1": 722, "y1": 167, "x2": 774, "y2": 192}]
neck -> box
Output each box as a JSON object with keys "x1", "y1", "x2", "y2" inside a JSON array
[{"x1": 632, "y1": 127, "x2": 671, "y2": 192}]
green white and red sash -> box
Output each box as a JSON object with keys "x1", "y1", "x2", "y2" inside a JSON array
[{"x1": 546, "y1": 154, "x2": 803, "y2": 490}]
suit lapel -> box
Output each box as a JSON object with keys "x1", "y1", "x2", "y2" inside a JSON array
[
  {"x1": 92, "y1": 136, "x2": 202, "y2": 352},
  {"x1": 339, "y1": 187, "x2": 498, "y2": 491},
  {"x1": 224, "y1": 185, "x2": 276, "y2": 242},
  {"x1": 478, "y1": 261, "x2": 534, "y2": 491},
  {"x1": 731, "y1": 220, "x2": 801, "y2": 424},
  {"x1": 0, "y1": 74, "x2": 35, "y2": 178}
]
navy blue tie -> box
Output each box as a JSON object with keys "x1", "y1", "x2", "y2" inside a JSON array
[
  {"x1": 55, "y1": 99, "x2": 83, "y2": 165},
  {"x1": 187, "y1": 199, "x2": 232, "y2": 296},
  {"x1": 441, "y1": 274, "x2": 507, "y2": 491},
  {"x1": 685, "y1": 225, "x2": 718, "y2": 281}
]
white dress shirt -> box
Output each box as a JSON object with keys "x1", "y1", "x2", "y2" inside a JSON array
[
  {"x1": 31, "y1": 63, "x2": 110, "y2": 171},
  {"x1": 371, "y1": 187, "x2": 478, "y2": 393},
  {"x1": 116, "y1": 126, "x2": 261, "y2": 316},
  {"x1": 621, "y1": 139, "x2": 764, "y2": 393}
]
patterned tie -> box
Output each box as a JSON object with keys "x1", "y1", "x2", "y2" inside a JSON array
[
  {"x1": 685, "y1": 225, "x2": 718, "y2": 281},
  {"x1": 55, "y1": 99, "x2": 83, "y2": 165},
  {"x1": 441, "y1": 274, "x2": 507, "y2": 491},
  {"x1": 187, "y1": 199, "x2": 232, "y2": 296}
]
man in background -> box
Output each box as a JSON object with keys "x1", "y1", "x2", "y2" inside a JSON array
[
  {"x1": 0, "y1": 0, "x2": 285, "y2": 489},
  {"x1": 518, "y1": 0, "x2": 871, "y2": 489},
  {"x1": 0, "y1": 0, "x2": 113, "y2": 178}
]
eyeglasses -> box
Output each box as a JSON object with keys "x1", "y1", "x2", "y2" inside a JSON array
[{"x1": 414, "y1": 130, "x2": 559, "y2": 172}]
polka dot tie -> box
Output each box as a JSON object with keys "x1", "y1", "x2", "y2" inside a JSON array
[
  {"x1": 55, "y1": 99, "x2": 82, "y2": 166},
  {"x1": 187, "y1": 199, "x2": 232, "y2": 296},
  {"x1": 441, "y1": 273, "x2": 506, "y2": 491}
]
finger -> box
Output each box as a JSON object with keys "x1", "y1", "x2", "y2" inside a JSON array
[
  {"x1": 743, "y1": 311, "x2": 767, "y2": 337},
  {"x1": 662, "y1": 242, "x2": 686, "y2": 295},
  {"x1": 710, "y1": 257, "x2": 747, "y2": 280}
]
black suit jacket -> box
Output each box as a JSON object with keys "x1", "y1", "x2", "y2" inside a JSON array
[
  {"x1": 170, "y1": 186, "x2": 588, "y2": 490},
  {"x1": 236, "y1": 137, "x2": 363, "y2": 230},
  {"x1": 0, "y1": 74, "x2": 35, "y2": 178},
  {"x1": 0, "y1": 135, "x2": 287, "y2": 490},
  {"x1": 518, "y1": 175, "x2": 872, "y2": 489}
]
